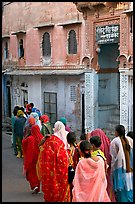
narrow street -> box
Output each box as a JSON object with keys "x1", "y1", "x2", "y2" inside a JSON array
[{"x1": 2, "y1": 128, "x2": 44, "y2": 202}]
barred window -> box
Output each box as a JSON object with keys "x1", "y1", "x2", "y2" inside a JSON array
[
  {"x1": 70, "y1": 85, "x2": 76, "y2": 101},
  {"x1": 4, "y1": 41, "x2": 8, "y2": 59},
  {"x1": 68, "y1": 30, "x2": 77, "y2": 54},
  {"x1": 18, "y1": 39, "x2": 24, "y2": 58},
  {"x1": 42, "y1": 32, "x2": 51, "y2": 57}
]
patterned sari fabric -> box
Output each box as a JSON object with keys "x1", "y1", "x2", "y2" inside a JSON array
[
  {"x1": 90, "y1": 128, "x2": 116, "y2": 201},
  {"x1": 37, "y1": 135, "x2": 70, "y2": 202},
  {"x1": 110, "y1": 136, "x2": 133, "y2": 202},
  {"x1": 72, "y1": 157, "x2": 111, "y2": 202},
  {"x1": 22, "y1": 125, "x2": 43, "y2": 191}
]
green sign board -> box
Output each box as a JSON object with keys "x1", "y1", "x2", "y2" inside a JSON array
[{"x1": 96, "y1": 24, "x2": 120, "y2": 44}]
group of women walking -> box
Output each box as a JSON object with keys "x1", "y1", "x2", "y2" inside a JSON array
[{"x1": 11, "y1": 104, "x2": 133, "y2": 202}]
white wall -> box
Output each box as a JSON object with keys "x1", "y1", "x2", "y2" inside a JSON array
[
  {"x1": 27, "y1": 75, "x2": 42, "y2": 112},
  {"x1": 41, "y1": 75, "x2": 81, "y2": 133}
]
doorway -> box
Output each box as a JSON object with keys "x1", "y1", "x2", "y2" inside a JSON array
[
  {"x1": 6, "y1": 81, "x2": 11, "y2": 117},
  {"x1": 97, "y1": 43, "x2": 120, "y2": 130}
]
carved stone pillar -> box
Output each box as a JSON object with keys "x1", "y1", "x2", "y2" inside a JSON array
[
  {"x1": 85, "y1": 19, "x2": 90, "y2": 55},
  {"x1": 119, "y1": 68, "x2": 130, "y2": 133},
  {"x1": 84, "y1": 69, "x2": 98, "y2": 133},
  {"x1": 120, "y1": 14, "x2": 128, "y2": 55}
]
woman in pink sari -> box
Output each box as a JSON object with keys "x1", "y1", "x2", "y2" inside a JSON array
[
  {"x1": 72, "y1": 140, "x2": 110, "y2": 202},
  {"x1": 90, "y1": 128, "x2": 116, "y2": 201}
]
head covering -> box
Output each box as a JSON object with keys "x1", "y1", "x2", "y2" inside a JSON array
[
  {"x1": 30, "y1": 112, "x2": 39, "y2": 121},
  {"x1": 53, "y1": 121, "x2": 69, "y2": 149},
  {"x1": 40, "y1": 114, "x2": 49, "y2": 123},
  {"x1": 30, "y1": 112, "x2": 42, "y2": 130},
  {"x1": 32, "y1": 107, "x2": 41, "y2": 117},
  {"x1": 26, "y1": 104, "x2": 32, "y2": 114},
  {"x1": 17, "y1": 110, "x2": 24, "y2": 117},
  {"x1": 31, "y1": 124, "x2": 43, "y2": 145},
  {"x1": 28, "y1": 116, "x2": 36, "y2": 125},
  {"x1": 90, "y1": 128, "x2": 111, "y2": 165},
  {"x1": 60, "y1": 117, "x2": 67, "y2": 125}
]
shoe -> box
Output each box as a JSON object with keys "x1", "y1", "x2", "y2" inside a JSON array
[
  {"x1": 32, "y1": 186, "x2": 38, "y2": 194},
  {"x1": 16, "y1": 151, "x2": 21, "y2": 158}
]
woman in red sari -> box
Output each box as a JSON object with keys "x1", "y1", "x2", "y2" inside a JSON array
[
  {"x1": 90, "y1": 128, "x2": 116, "y2": 202},
  {"x1": 22, "y1": 124, "x2": 43, "y2": 194},
  {"x1": 36, "y1": 121, "x2": 70, "y2": 202}
]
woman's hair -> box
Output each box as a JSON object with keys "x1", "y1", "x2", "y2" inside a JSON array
[
  {"x1": 115, "y1": 125, "x2": 130, "y2": 151},
  {"x1": 30, "y1": 102, "x2": 34, "y2": 108},
  {"x1": 67, "y1": 132, "x2": 76, "y2": 147},
  {"x1": 19, "y1": 106, "x2": 25, "y2": 113},
  {"x1": 80, "y1": 133, "x2": 86, "y2": 140},
  {"x1": 90, "y1": 136, "x2": 102, "y2": 147},
  {"x1": 127, "y1": 131, "x2": 133, "y2": 139},
  {"x1": 80, "y1": 140, "x2": 91, "y2": 158},
  {"x1": 13, "y1": 106, "x2": 20, "y2": 116}
]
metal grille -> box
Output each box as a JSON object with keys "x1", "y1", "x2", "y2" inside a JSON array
[
  {"x1": 68, "y1": 30, "x2": 77, "y2": 54},
  {"x1": 44, "y1": 92, "x2": 57, "y2": 127},
  {"x1": 70, "y1": 85, "x2": 76, "y2": 101},
  {"x1": 42, "y1": 32, "x2": 51, "y2": 57},
  {"x1": 18, "y1": 39, "x2": 24, "y2": 58}
]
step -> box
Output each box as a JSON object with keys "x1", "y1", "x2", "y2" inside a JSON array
[
  {"x1": 108, "y1": 115, "x2": 120, "y2": 123},
  {"x1": 106, "y1": 123, "x2": 118, "y2": 131}
]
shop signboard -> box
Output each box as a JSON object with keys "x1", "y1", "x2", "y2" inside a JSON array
[{"x1": 96, "y1": 24, "x2": 120, "y2": 44}]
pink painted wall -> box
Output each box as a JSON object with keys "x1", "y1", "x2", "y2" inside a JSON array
[
  {"x1": 2, "y1": 2, "x2": 84, "y2": 66},
  {"x1": 25, "y1": 29, "x2": 41, "y2": 65}
]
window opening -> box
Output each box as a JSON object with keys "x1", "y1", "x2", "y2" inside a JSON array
[
  {"x1": 4, "y1": 41, "x2": 8, "y2": 59},
  {"x1": 70, "y1": 85, "x2": 76, "y2": 101},
  {"x1": 44, "y1": 92, "x2": 57, "y2": 127},
  {"x1": 20, "y1": 82, "x2": 28, "y2": 106},
  {"x1": 130, "y1": 14, "x2": 133, "y2": 33},
  {"x1": 18, "y1": 39, "x2": 24, "y2": 58},
  {"x1": 68, "y1": 30, "x2": 77, "y2": 54},
  {"x1": 42, "y1": 32, "x2": 51, "y2": 57}
]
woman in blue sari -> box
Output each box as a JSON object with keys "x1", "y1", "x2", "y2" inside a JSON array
[{"x1": 110, "y1": 125, "x2": 133, "y2": 202}]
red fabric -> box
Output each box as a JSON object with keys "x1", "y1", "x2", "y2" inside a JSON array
[
  {"x1": 37, "y1": 135, "x2": 70, "y2": 202},
  {"x1": 31, "y1": 125, "x2": 44, "y2": 146},
  {"x1": 90, "y1": 128, "x2": 111, "y2": 165},
  {"x1": 26, "y1": 104, "x2": 32, "y2": 114},
  {"x1": 90, "y1": 128, "x2": 116, "y2": 202},
  {"x1": 26, "y1": 166, "x2": 40, "y2": 191},
  {"x1": 22, "y1": 125, "x2": 43, "y2": 190},
  {"x1": 40, "y1": 114, "x2": 49, "y2": 123},
  {"x1": 28, "y1": 116, "x2": 36, "y2": 125}
]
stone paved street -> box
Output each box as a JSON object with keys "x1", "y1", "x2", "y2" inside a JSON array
[{"x1": 2, "y1": 128, "x2": 44, "y2": 202}]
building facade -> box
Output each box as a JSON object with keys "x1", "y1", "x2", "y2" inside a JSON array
[
  {"x1": 2, "y1": 2, "x2": 133, "y2": 138},
  {"x1": 74, "y1": 2, "x2": 133, "y2": 135}
]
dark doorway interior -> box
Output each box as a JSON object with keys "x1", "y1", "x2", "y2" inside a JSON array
[
  {"x1": 6, "y1": 81, "x2": 11, "y2": 117},
  {"x1": 98, "y1": 43, "x2": 119, "y2": 69}
]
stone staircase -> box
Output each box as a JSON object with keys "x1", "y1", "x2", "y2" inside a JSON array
[{"x1": 104, "y1": 107, "x2": 120, "y2": 141}]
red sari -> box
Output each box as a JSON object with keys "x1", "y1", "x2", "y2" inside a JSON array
[
  {"x1": 22, "y1": 125, "x2": 43, "y2": 191},
  {"x1": 37, "y1": 135, "x2": 70, "y2": 202}
]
